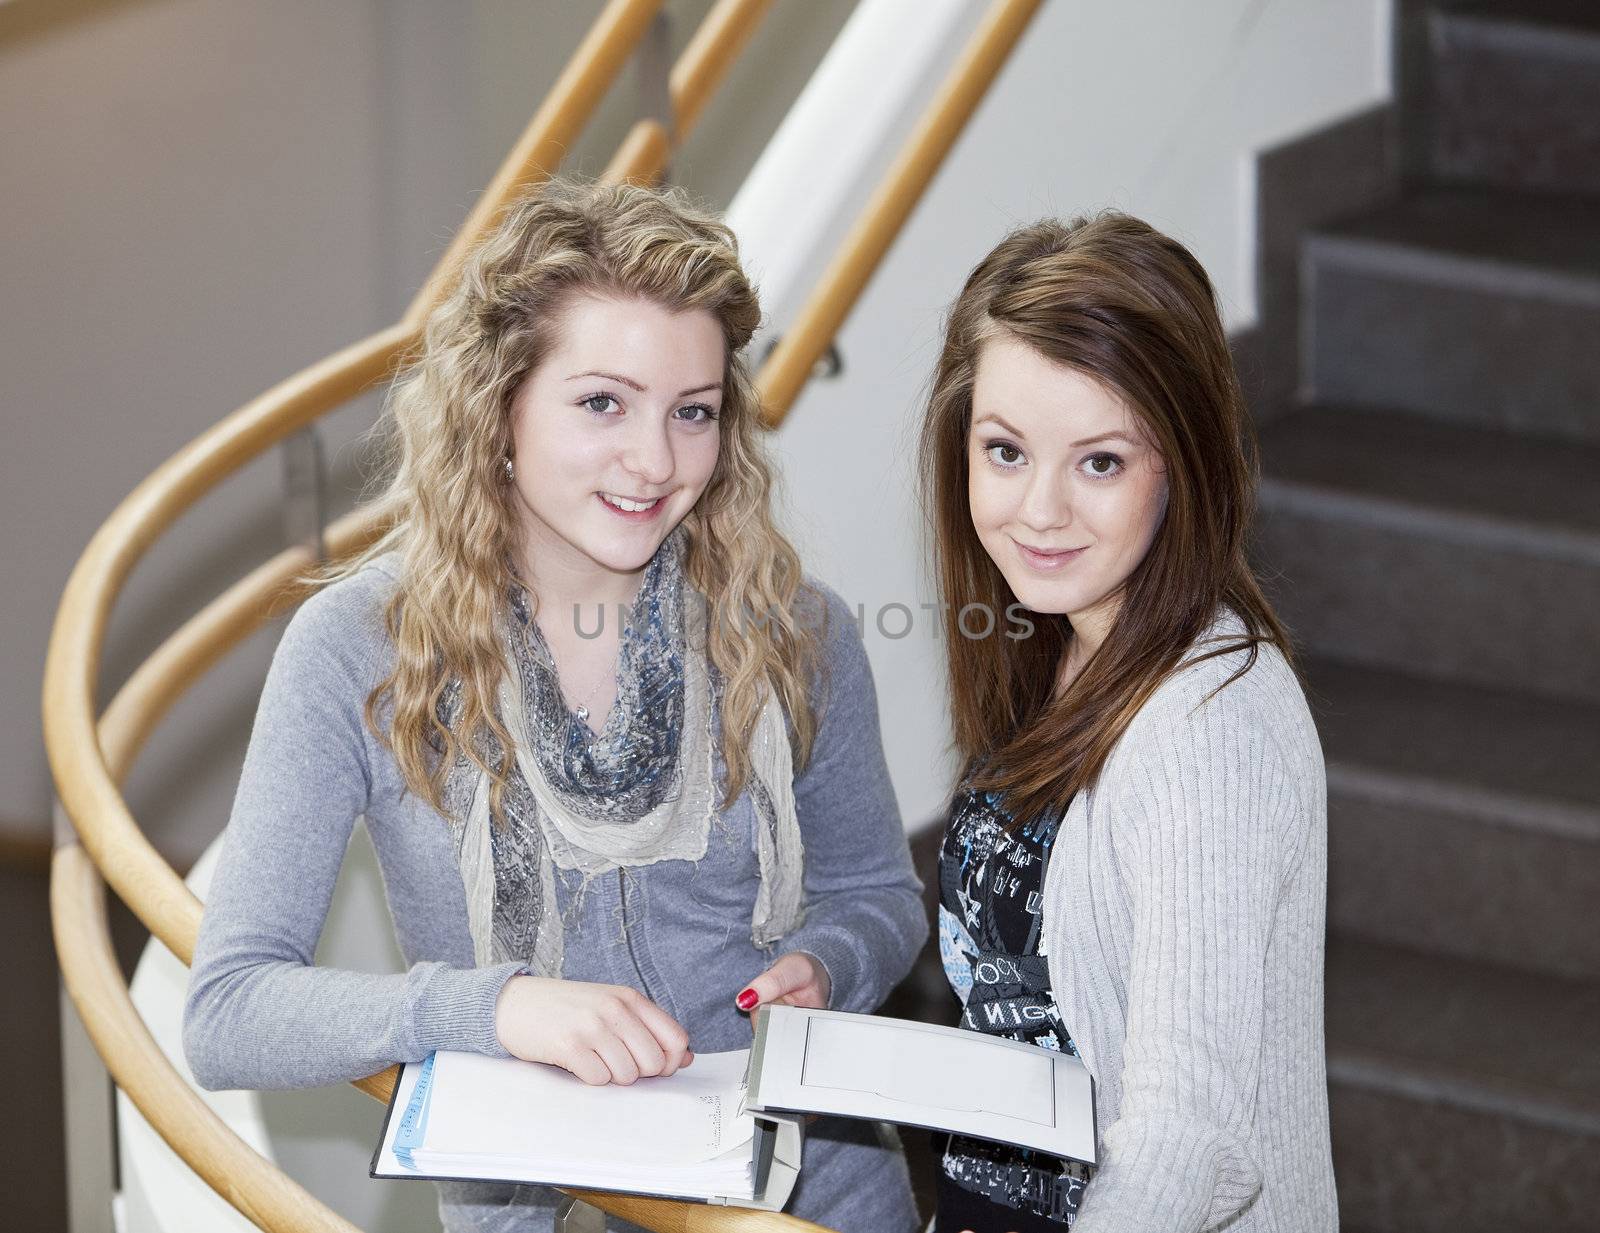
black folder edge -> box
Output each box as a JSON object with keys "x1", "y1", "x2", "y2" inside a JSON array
[{"x1": 368, "y1": 1057, "x2": 802, "y2": 1211}]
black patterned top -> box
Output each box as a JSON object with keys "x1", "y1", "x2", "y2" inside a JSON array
[{"x1": 935, "y1": 778, "x2": 1091, "y2": 1229}]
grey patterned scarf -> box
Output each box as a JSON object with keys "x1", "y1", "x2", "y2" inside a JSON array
[{"x1": 438, "y1": 529, "x2": 804, "y2": 976}]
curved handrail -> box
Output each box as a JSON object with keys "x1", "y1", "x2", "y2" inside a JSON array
[
  {"x1": 758, "y1": 0, "x2": 1042, "y2": 423},
  {"x1": 46, "y1": 0, "x2": 668, "y2": 962},
  {"x1": 44, "y1": 0, "x2": 824, "y2": 1226},
  {"x1": 53, "y1": 842, "x2": 363, "y2": 1233},
  {"x1": 48, "y1": 0, "x2": 774, "y2": 979},
  {"x1": 606, "y1": 0, "x2": 774, "y2": 184},
  {"x1": 94, "y1": 504, "x2": 396, "y2": 1107},
  {"x1": 405, "y1": 0, "x2": 666, "y2": 322},
  {"x1": 673, "y1": 0, "x2": 775, "y2": 136},
  {"x1": 52, "y1": 839, "x2": 828, "y2": 1233},
  {"x1": 46, "y1": 1, "x2": 1042, "y2": 1229}
]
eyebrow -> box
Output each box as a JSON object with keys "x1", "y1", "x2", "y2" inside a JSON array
[
  {"x1": 973, "y1": 414, "x2": 1136, "y2": 449},
  {"x1": 1068, "y1": 430, "x2": 1138, "y2": 448},
  {"x1": 568, "y1": 370, "x2": 722, "y2": 398}
]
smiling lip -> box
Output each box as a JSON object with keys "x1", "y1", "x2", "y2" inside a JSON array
[
  {"x1": 598, "y1": 492, "x2": 667, "y2": 522},
  {"x1": 1014, "y1": 539, "x2": 1086, "y2": 570}
]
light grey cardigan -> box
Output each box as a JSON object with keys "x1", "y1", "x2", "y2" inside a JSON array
[{"x1": 1042, "y1": 612, "x2": 1338, "y2": 1232}]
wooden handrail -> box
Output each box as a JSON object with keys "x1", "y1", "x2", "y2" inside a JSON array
[
  {"x1": 674, "y1": 0, "x2": 774, "y2": 136},
  {"x1": 41, "y1": 2, "x2": 830, "y2": 1229},
  {"x1": 756, "y1": 0, "x2": 1044, "y2": 424},
  {"x1": 44, "y1": 0, "x2": 660, "y2": 980},
  {"x1": 605, "y1": 118, "x2": 675, "y2": 187},
  {"x1": 53, "y1": 841, "x2": 826, "y2": 1233},
  {"x1": 90, "y1": 504, "x2": 399, "y2": 1106},
  {"x1": 44, "y1": 1, "x2": 1041, "y2": 1228},
  {"x1": 49, "y1": 0, "x2": 770, "y2": 991},
  {"x1": 604, "y1": 0, "x2": 775, "y2": 184},
  {"x1": 53, "y1": 842, "x2": 363, "y2": 1233},
  {"x1": 407, "y1": 0, "x2": 665, "y2": 321}
]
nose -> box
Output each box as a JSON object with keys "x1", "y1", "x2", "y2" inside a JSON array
[
  {"x1": 620, "y1": 414, "x2": 675, "y2": 487},
  {"x1": 1017, "y1": 469, "x2": 1072, "y2": 534}
]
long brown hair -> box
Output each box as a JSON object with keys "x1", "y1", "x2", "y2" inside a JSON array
[
  {"x1": 334, "y1": 178, "x2": 821, "y2": 821},
  {"x1": 918, "y1": 212, "x2": 1291, "y2": 827}
]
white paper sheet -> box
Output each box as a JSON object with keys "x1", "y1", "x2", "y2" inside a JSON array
[
  {"x1": 420, "y1": 1050, "x2": 753, "y2": 1167},
  {"x1": 371, "y1": 1049, "x2": 759, "y2": 1200},
  {"x1": 801, "y1": 1014, "x2": 1055, "y2": 1125}
]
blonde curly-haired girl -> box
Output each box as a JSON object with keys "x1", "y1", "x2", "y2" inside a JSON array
[{"x1": 185, "y1": 179, "x2": 925, "y2": 1233}]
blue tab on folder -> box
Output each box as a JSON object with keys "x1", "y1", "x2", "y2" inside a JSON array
[{"x1": 392, "y1": 1051, "x2": 437, "y2": 1171}]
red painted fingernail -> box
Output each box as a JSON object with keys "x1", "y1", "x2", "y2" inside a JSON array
[{"x1": 736, "y1": 988, "x2": 758, "y2": 1011}]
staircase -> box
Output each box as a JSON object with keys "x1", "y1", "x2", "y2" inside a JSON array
[{"x1": 1253, "y1": 2, "x2": 1600, "y2": 1229}]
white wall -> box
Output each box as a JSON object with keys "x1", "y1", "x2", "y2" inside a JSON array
[{"x1": 764, "y1": 0, "x2": 1392, "y2": 827}]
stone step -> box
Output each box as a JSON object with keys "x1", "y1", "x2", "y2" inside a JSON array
[
  {"x1": 1327, "y1": 935, "x2": 1600, "y2": 1232},
  {"x1": 1302, "y1": 188, "x2": 1600, "y2": 440},
  {"x1": 1305, "y1": 656, "x2": 1600, "y2": 980},
  {"x1": 1254, "y1": 405, "x2": 1600, "y2": 704},
  {"x1": 1429, "y1": 0, "x2": 1600, "y2": 196}
]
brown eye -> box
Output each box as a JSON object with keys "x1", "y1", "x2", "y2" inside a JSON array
[
  {"x1": 1083, "y1": 452, "x2": 1122, "y2": 477},
  {"x1": 986, "y1": 442, "x2": 1024, "y2": 467}
]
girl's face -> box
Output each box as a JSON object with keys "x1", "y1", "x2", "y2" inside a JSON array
[
  {"x1": 507, "y1": 293, "x2": 725, "y2": 592},
  {"x1": 967, "y1": 335, "x2": 1168, "y2": 639}
]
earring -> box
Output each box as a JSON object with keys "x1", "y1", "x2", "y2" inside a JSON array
[{"x1": 503, "y1": 456, "x2": 515, "y2": 483}]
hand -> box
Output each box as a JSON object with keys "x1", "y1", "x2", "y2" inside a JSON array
[
  {"x1": 494, "y1": 975, "x2": 693, "y2": 1086},
  {"x1": 734, "y1": 951, "x2": 832, "y2": 1015}
]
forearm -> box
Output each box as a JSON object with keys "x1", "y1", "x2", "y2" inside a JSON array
[{"x1": 182, "y1": 952, "x2": 523, "y2": 1090}]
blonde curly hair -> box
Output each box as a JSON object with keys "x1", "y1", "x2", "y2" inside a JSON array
[{"x1": 338, "y1": 178, "x2": 821, "y2": 821}]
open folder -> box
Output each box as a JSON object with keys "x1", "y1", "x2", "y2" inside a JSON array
[
  {"x1": 371, "y1": 1047, "x2": 803, "y2": 1210},
  {"x1": 371, "y1": 1005, "x2": 1096, "y2": 1210}
]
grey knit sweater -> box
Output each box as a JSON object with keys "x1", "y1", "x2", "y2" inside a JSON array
[
  {"x1": 183, "y1": 558, "x2": 926, "y2": 1233},
  {"x1": 1041, "y1": 612, "x2": 1338, "y2": 1232}
]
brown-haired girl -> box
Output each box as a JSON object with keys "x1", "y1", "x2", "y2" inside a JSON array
[
  {"x1": 919, "y1": 214, "x2": 1336, "y2": 1233},
  {"x1": 184, "y1": 179, "x2": 924, "y2": 1232}
]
